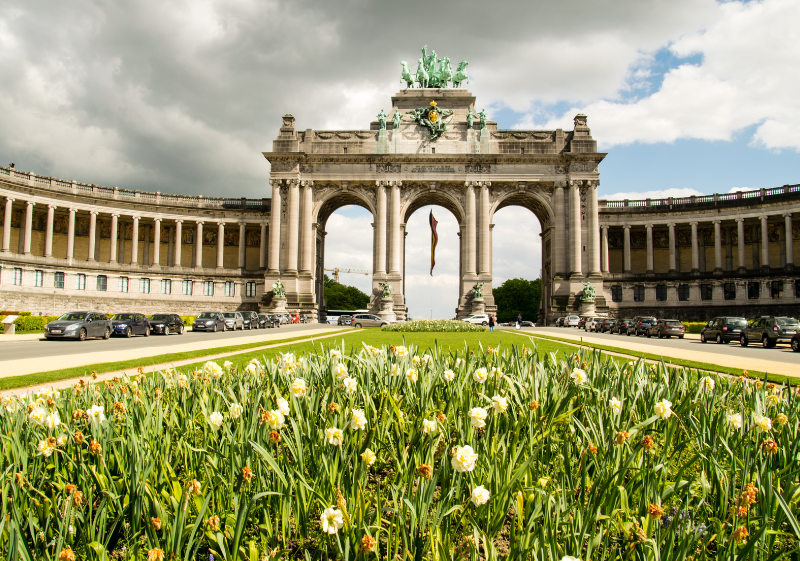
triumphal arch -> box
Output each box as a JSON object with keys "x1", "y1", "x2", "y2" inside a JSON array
[{"x1": 263, "y1": 47, "x2": 606, "y2": 320}]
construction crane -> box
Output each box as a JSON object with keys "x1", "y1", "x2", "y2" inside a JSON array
[{"x1": 324, "y1": 267, "x2": 370, "y2": 282}]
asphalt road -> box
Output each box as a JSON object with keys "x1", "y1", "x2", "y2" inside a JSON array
[
  {"x1": 0, "y1": 323, "x2": 346, "y2": 363},
  {"x1": 527, "y1": 326, "x2": 800, "y2": 367}
]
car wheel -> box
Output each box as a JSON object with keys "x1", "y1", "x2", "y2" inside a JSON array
[
  {"x1": 103, "y1": 327, "x2": 111, "y2": 340},
  {"x1": 214, "y1": 323, "x2": 218, "y2": 332},
  {"x1": 646, "y1": 332, "x2": 651, "y2": 338},
  {"x1": 791, "y1": 338, "x2": 800, "y2": 352},
  {"x1": 354, "y1": 323, "x2": 362, "y2": 328},
  {"x1": 679, "y1": 336, "x2": 684, "y2": 339},
  {"x1": 78, "y1": 328, "x2": 87, "y2": 341},
  {"x1": 482, "y1": 321, "x2": 487, "y2": 326},
  {"x1": 125, "y1": 327, "x2": 132, "y2": 338},
  {"x1": 740, "y1": 335, "x2": 748, "y2": 347},
  {"x1": 716, "y1": 334, "x2": 723, "y2": 344},
  {"x1": 626, "y1": 331, "x2": 631, "y2": 336},
  {"x1": 144, "y1": 326, "x2": 150, "y2": 337},
  {"x1": 178, "y1": 325, "x2": 184, "y2": 335},
  {"x1": 700, "y1": 333, "x2": 706, "y2": 343},
  {"x1": 762, "y1": 336, "x2": 770, "y2": 348},
  {"x1": 164, "y1": 326, "x2": 170, "y2": 336}
]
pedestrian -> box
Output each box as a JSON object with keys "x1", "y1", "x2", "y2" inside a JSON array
[
  {"x1": 516, "y1": 314, "x2": 522, "y2": 330},
  {"x1": 488, "y1": 314, "x2": 495, "y2": 332}
]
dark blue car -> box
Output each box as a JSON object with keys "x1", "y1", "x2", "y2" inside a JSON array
[{"x1": 110, "y1": 313, "x2": 151, "y2": 337}]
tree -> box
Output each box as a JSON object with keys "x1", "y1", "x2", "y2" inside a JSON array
[
  {"x1": 493, "y1": 278, "x2": 541, "y2": 323},
  {"x1": 323, "y1": 275, "x2": 371, "y2": 310}
]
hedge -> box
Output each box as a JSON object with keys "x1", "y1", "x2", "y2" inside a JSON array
[
  {"x1": 180, "y1": 316, "x2": 196, "y2": 326},
  {"x1": 681, "y1": 322, "x2": 707, "y2": 334},
  {"x1": 13, "y1": 316, "x2": 60, "y2": 333},
  {"x1": 382, "y1": 319, "x2": 486, "y2": 333}
]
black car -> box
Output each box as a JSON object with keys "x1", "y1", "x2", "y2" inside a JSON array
[
  {"x1": 614, "y1": 318, "x2": 633, "y2": 334},
  {"x1": 148, "y1": 314, "x2": 185, "y2": 335},
  {"x1": 700, "y1": 316, "x2": 747, "y2": 344},
  {"x1": 646, "y1": 319, "x2": 685, "y2": 339},
  {"x1": 599, "y1": 318, "x2": 617, "y2": 333},
  {"x1": 740, "y1": 316, "x2": 799, "y2": 348},
  {"x1": 44, "y1": 311, "x2": 112, "y2": 341},
  {"x1": 242, "y1": 311, "x2": 259, "y2": 329},
  {"x1": 257, "y1": 313, "x2": 276, "y2": 328},
  {"x1": 627, "y1": 316, "x2": 657, "y2": 336},
  {"x1": 110, "y1": 313, "x2": 150, "y2": 337},
  {"x1": 193, "y1": 312, "x2": 226, "y2": 332}
]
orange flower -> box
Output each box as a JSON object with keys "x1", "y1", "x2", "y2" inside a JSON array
[
  {"x1": 91, "y1": 371, "x2": 98, "y2": 379},
  {"x1": 437, "y1": 412, "x2": 446, "y2": 423},
  {"x1": 89, "y1": 440, "x2": 102, "y2": 455},
  {"x1": 154, "y1": 388, "x2": 163, "y2": 399},
  {"x1": 640, "y1": 436, "x2": 656, "y2": 451},
  {"x1": 147, "y1": 549, "x2": 165, "y2": 561},
  {"x1": 530, "y1": 400, "x2": 540, "y2": 410},
  {"x1": 762, "y1": 439, "x2": 779, "y2": 455},
  {"x1": 587, "y1": 443, "x2": 598, "y2": 454},
  {"x1": 74, "y1": 431, "x2": 85, "y2": 445},
  {"x1": 15, "y1": 472, "x2": 25, "y2": 486},
  {"x1": 417, "y1": 463, "x2": 433, "y2": 479},
  {"x1": 208, "y1": 515, "x2": 221, "y2": 532},
  {"x1": 648, "y1": 504, "x2": 664, "y2": 520},
  {"x1": 615, "y1": 431, "x2": 629, "y2": 445},
  {"x1": 151, "y1": 517, "x2": 162, "y2": 530},
  {"x1": 65, "y1": 483, "x2": 76, "y2": 494},
  {"x1": 327, "y1": 403, "x2": 339, "y2": 414},
  {"x1": 360, "y1": 535, "x2": 377, "y2": 553},
  {"x1": 242, "y1": 466, "x2": 254, "y2": 483},
  {"x1": 72, "y1": 491, "x2": 84, "y2": 507},
  {"x1": 72, "y1": 410, "x2": 85, "y2": 422},
  {"x1": 58, "y1": 548, "x2": 76, "y2": 561},
  {"x1": 732, "y1": 526, "x2": 748, "y2": 544},
  {"x1": 186, "y1": 479, "x2": 201, "y2": 495}
]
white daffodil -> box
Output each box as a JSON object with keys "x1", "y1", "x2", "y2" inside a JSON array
[
  {"x1": 321, "y1": 507, "x2": 344, "y2": 535},
  {"x1": 468, "y1": 407, "x2": 488, "y2": 429},
  {"x1": 473, "y1": 368, "x2": 488, "y2": 384},
  {"x1": 264, "y1": 410, "x2": 285, "y2": 430},
  {"x1": 57, "y1": 434, "x2": 68, "y2": 447},
  {"x1": 444, "y1": 369, "x2": 455, "y2": 382},
  {"x1": 290, "y1": 378, "x2": 307, "y2": 398},
  {"x1": 37, "y1": 438, "x2": 57, "y2": 457},
  {"x1": 350, "y1": 408, "x2": 367, "y2": 431},
  {"x1": 570, "y1": 368, "x2": 587, "y2": 386},
  {"x1": 45, "y1": 411, "x2": 61, "y2": 430},
  {"x1": 334, "y1": 362, "x2": 348, "y2": 380},
  {"x1": 277, "y1": 397, "x2": 290, "y2": 416},
  {"x1": 394, "y1": 345, "x2": 408, "y2": 357},
  {"x1": 421, "y1": 354, "x2": 432, "y2": 365},
  {"x1": 208, "y1": 412, "x2": 224, "y2": 429},
  {"x1": 727, "y1": 412, "x2": 743, "y2": 429},
  {"x1": 223, "y1": 361, "x2": 233, "y2": 371},
  {"x1": 471, "y1": 485, "x2": 490, "y2": 506},
  {"x1": 654, "y1": 400, "x2": 673, "y2": 420},
  {"x1": 330, "y1": 349, "x2": 342, "y2": 360},
  {"x1": 491, "y1": 395, "x2": 508, "y2": 414},
  {"x1": 754, "y1": 414, "x2": 772, "y2": 433},
  {"x1": 609, "y1": 397, "x2": 622, "y2": 414},
  {"x1": 422, "y1": 418, "x2": 437, "y2": 434},
  {"x1": 451, "y1": 445, "x2": 478, "y2": 473},
  {"x1": 29, "y1": 406, "x2": 47, "y2": 425},
  {"x1": 204, "y1": 361, "x2": 223, "y2": 378},
  {"x1": 699, "y1": 376, "x2": 715, "y2": 392},
  {"x1": 343, "y1": 377, "x2": 358, "y2": 394},
  {"x1": 325, "y1": 427, "x2": 344, "y2": 446},
  {"x1": 229, "y1": 403, "x2": 243, "y2": 419},
  {"x1": 406, "y1": 368, "x2": 418, "y2": 383},
  {"x1": 87, "y1": 405, "x2": 107, "y2": 423},
  {"x1": 361, "y1": 448, "x2": 376, "y2": 467}
]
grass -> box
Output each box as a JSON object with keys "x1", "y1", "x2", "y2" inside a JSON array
[
  {"x1": 515, "y1": 330, "x2": 797, "y2": 384},
  {"x1": 0, "y1": 331, "x2": 340, "y2": 391}
]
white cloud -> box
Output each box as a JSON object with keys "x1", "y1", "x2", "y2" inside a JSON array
[{"x1": 602, "y1": 188, "x2": 703, "y2": 201}]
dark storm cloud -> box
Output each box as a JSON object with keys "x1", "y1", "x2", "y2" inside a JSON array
[{"x1": 0, "y1": 0, "x2": 717, "y2": 196}]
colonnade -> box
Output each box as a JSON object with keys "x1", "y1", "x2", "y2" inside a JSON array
[{"x1": 0, "y1": 196, "x2": 269, "y2": 270}]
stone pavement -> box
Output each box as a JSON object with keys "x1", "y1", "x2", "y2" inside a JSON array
[
  {"x1": 0, "y1": 333, "x2": 46, "y2": 342},
  {"x1": 503, "y1": 329, "x2": 799, "y2": 378},
  {"x1": 2, "y1": 325, "x2": 343, "y2": 378}
]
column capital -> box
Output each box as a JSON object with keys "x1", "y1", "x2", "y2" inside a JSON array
[
  {"x1": 26, "y1": 200, "x2": 35, "y2": 207},
  {"x1": 68, "y1": 207, "x2": 78, "y2": 213},
  {"x1": 111, "y1": 213, "x2": 120, "y2": 218},
  {"x1": 712, "y1": 219, "x2": 722, "y2": 225},
  {"x1": 375, "y1": 180, "x2": 387, "y2": 187},
  {"x1": 300, "y1": 180, "x2": 314, "y2": 187},
  {"x1": 195, "y1": 219, "x2": 204, "y2": 225},
  {"x1": 783, "y1": 212, "x2": 792, "y2": 218},
  {"x1": 153, "y1": 217, "x2": 162, "y2": 223},
  {"x1": 174, "y1": 218, "x2": 184, "y2": 224},
  {"x1": 623, "y1": 224, "x2": 631, "y2": 230},
  {"x1": 735, "y1": 217, "x2": 745, "y2": 223},
  {"x1": 601, "y1": 224, "x2": 609, "y2": 231},
  {"x1": 759, "y1": 214, "x2": 769, "y2": 221},
  {"x1": 132, "y1": 215, "x2": 141, "y2": 221},
  {"x1": 89, "y1": 210, "x2": 99, "y2": 216},
  {"x1": 47, "y1": 204, "x2": 57, "y2": 210},
  {"x1": 4, "y1": 197, "x2": 14, "y2": 203},
  {"x1": 690, "y1": 221, "x2": 699, "y2": 226},
  {"x1": 554, "y1": 180, "x2": 567, "y2": 189},
  {"x1": 645, "y1": 223, "x2": 653, "y2": 229}
]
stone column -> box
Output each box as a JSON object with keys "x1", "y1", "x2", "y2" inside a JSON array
[
  {"x1": 259, "y1": 223, "x2": 267, "y2": 269},
  {"x1": 301, "y1": 182, "x2": 314, "y2": 273},
  {"x1": 151, "y1": 218, "x2": 162, "y2": 267},
  {"x1": 389, "y1": 182, "x2": 401, "y2": 274},
  {"x1": 238, "y1": 222, "x2": 246, "y2": 269},
  {"x1": 465, "y1": 182, "x2": 477, "y2": 275},
  {"x1": 760, "y1": 215, "x2": 770, "y2": 270},
  {"x1": 66, "y1": 208, "x2": 76, "y2": 260},
  {"x1": 173, "y1": 220, "x2": 183, "y2": 267},
  {"x1": 785, "y1": 213, "x2": 794, "y2": 270},
  {"x1": 23, "y1": 201, "x2": 34, "y2": 255},
  {"x1": 87, "y1": 211, "x2": 98, "y2": 262},
  {"x1": 668, "y1": 222, "x2": 677, "y2": 272},
  {"x1": 167, "y1": 225, "x2": 174, "y2": 267},
  {"x1": 600, "y1": 225, "x2": 609, "y2": 273},
  {"x1": 44, "y1": 204, "x2": 56, "y2": 257},
  {"x1": 375, "y1": 182, "x2": 387, "y2": 274},
  {"x1": 553, "y1": 182, "x2": 566, "y2": 275},
  {"x1": 568, "y1": 181, "x2": 581, "y2": 276},
  {"x1": 216, "y1": 222, "x2": 225, "y2": 269},
  {"x1": 268, "y1": 179, "x2": 281, "y2": 273},
  {"x1": 623, "y1": 225, "x2": 631, "y2": 274},
  {"x1": 108, "y1": 214, "x2": 118, "y2": 263},
  {"x1": 286, "y1": 180, "x2": 299, "y2": 273},
  {"x1": 1, "y1": 198, "x2": 13, "y2": 253},
  {"x1": 119, "y1": 220, "x2": 126, "y2": 264},
  {"x1": 194, "y1": 221, "x2": 203, "y2": 269},
  {"x1": 713, "y1": 220, "x2": 723, "y2": 273},
  {"x1": 645, "y1": 223, "x2": 654, "y2": 273},
  {"x1": 690, "y1": 221, "x2": 699, "y2": 273},
  {"x1": 478, "y1": 182, "x2": 492, "y2": 275},
  {"x1": 143, "y1": 225, "x2": 150, "y2": 266},
  {"x1": 131, "y1": 216, "x2": 139, "y2": 265},
  {"x1": 736, "y1": 218, "x2": 746, "y2": 271},
  {"x1": 588, "y1": 181, "x2": 601, "y2": 275}
]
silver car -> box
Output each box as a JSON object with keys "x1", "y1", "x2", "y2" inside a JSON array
[
  {"x1": 221, "y1": 312, "x2": 244, "y2": 330},
  {"x1": 350, "y1": 313, "x2": 390, "y2": 328},
  {"x1": 45, "y1": 311, "x2": 112, "y2": 341}
]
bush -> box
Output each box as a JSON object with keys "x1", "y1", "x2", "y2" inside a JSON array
[
  {"x1": 682, "y1": 322, "x2": 706, "y2": 334},
  {"x1": 13, "y1": 316, "x2": 59, "y2": 332},
  {"x1": 181, "y1": 316, "x2": 196, "y2": 326},
  {"x1": 382, "y1": 319, "x2": 486, "y2": 332},
  {"x1": 0, "y1": 311, "x2": 31, "y2": 316}
]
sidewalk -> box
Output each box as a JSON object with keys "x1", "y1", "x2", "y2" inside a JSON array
[
  {"x1": 508, "y1": 329, "x2": 799, "y2": 378},
  {"x1": 2, "y1": 325, "x2": 343, "y2": 377},
  {"x1": 0, "y1": 333, "x2": 45, "y2": 342}
]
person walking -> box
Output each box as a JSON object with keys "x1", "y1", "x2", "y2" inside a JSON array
[
  {"x1": 488, "y1": 314, "x2": 495, "y2": 332},
  {"x1": 516, "y1": 313, "x2": 522, "y2": 330}
]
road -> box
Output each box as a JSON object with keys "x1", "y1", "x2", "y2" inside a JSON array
[{"x1": 522, "y1": 327, "x2": 800, "y2": 370}]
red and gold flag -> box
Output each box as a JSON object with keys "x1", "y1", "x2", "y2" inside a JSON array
[{"x1": 429, "y1": 210, "x2": 438, "y2": 276}]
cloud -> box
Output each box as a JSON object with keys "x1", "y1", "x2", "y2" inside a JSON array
[{"x1": 601, "y1": 188, "x2": 704, "y2": 201}]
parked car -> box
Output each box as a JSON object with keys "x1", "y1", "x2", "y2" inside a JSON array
[
  {"x1": 585, "y1": 317, "x2": 603, "y2": 332},
  {"x1": 44, "y1": 311, "x2": 112, "y2": 341},
  {"x1": 274, "y1": 314, "x2": 290, "y2": 325},
  {"x1": 646, "y1": 319, "x2": 685, "y2": 339},
  {"x1": 290, "y1": 314, "x2": 301, "y2": 324},
  {"x1": 463, "y1": 314, "x2": 489, "y2": 326},
  {"x1": 791, "y1": 333, "x2": 800, "y2": 352},
  {"x1": 577, "y1": 317, "x2": 588, "y2": 329},
  {"x1": 192, "y1": 312, "x2": 226, "y2": 332},
  {"x1": 627, "y1": 316, "x2": 656, "y2": 336},
  {"x1": 242, "y1": 311, "x2": 259, "y2": 329},
  {"x1": 326, "y1": 316, "x2": 339, "y2": 325},
  {"x1": 740, "y1": 316, "x2": 799, "y2": 348},
  {"x1": 700, "y1": 316, "x2": 747, "y2": 344},
  {"x1": 257, "y1": 313, "x2": 276, "y2": 328},
  {"x1": 337, "y1": 314, "x2": 353, "y2": 326},
  {"x1": 350, "y1": 313, "x2": 390, "y2": 328},
  {"x1": 110, "y1": 313, "x2": 150, "y2": 337},
  {"x1": 554, "y1": 317, "x2": 565, "y2": 327},
  {"x1": 520, "y1": 321, "x2": 535, "y2": 327},
  {"x1": 599, "y1": 318, "x2": 618, "y2": 333},
  {"x1": 222, "y1": 312, "x2": 245, "y2": 330},
  {"x1": 148, "y1": 314, "x2": 185, "y2": 335},
  {"x1": 614, "y1": 318, "x2": 633, "y2": 334},
  {"x1": 564, "y1": 315, "x2": 581, "y2": 327}
]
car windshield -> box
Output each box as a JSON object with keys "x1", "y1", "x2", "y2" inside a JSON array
[
  {"x1": 58, "y1": 312, "x2": 86, "y2": 321},
  {"x1": 223, "y1": 313, "x2": 237, "y2": 318},
  {"x1": 150, "y1": 314, "x2": 170, "y2": 321},
  {"x1": 642, "y1": 317, "x2": 656, "y2": 322},
  {"x1": 197, "y1": 313, "x2": 217, "y2": 319},
  {"x1": 568, "y1": 316, "x2": 579, "y2": 320},
  {"x1": 112, "y1": 314, "x2": 134, "y2": 321},
  {"x1": 664, "y1": 320, "x2": 682, "y2": 326},
  {"x1": 776, "y1": 318, "x2": 799, "y2": 326}
]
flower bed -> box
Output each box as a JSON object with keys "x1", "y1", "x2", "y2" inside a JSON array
[
  {"x1": 3, "y1": 343, "x2": 797, "y2": 559},
  {"x1": 382, "y1": 319, "x2": 486, "y2": 332}
]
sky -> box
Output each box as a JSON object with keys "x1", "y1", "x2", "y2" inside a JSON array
[{"x1": 2, "y1": 0, "x2": 799, "y2": 318}]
